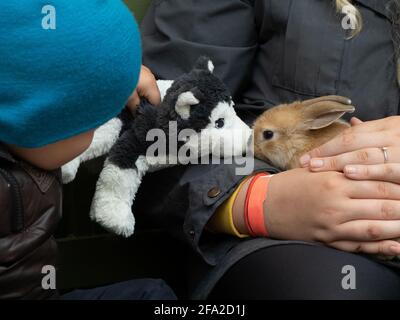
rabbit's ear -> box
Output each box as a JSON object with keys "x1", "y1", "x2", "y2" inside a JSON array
[
  {"x1": 300, "y1": 96, "x2": 355, "y2": 130},
  {"x1": 301, "y1": 95, "x2": 352, "y2": 107}
]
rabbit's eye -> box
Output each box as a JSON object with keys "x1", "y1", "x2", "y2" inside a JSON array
[
  {"x1": 263, "y1": 130, "x2": 274, "y2": 140},
  {"x1": 215, "y1": 118, "x2": 225, "y2": 129}
]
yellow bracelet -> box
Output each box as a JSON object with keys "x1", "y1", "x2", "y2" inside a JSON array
[{"x1": 207, "y1": 178, "x2": 250, "y2": 238}]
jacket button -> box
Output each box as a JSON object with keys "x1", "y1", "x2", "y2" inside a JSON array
[
  {"x1": 207, "y1": 187, "x2": 221, "y2": 198},
  {"x1": 189, "y1": 230, "x2": 195, "y2": 239}
]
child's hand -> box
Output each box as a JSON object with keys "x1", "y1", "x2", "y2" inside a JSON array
[{"x1": 126, "y1": 65, "x2": 161, "y2": 113}]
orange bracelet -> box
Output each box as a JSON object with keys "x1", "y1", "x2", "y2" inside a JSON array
[
  {"x1": 245, "y1": 173, "x2": 271, "y2": 237},
  {"x1": 244, "y1": 173, "x2": 265, "y2": 236}
]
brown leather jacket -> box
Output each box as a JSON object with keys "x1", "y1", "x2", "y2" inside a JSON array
[{"x1": 0, "y1": 145, "x2": 62, "y2": 299}]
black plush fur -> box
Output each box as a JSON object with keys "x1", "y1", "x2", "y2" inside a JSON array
[
  {"x1": 109, "y1": 102, "x2": 159, "y2": 169},
  {"x1": 108, "y1": 56, "x2": 232, "y2": 170}
]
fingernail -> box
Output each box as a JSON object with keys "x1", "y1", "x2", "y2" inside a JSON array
[
  {"x1": 310, "y1": 159, "x2": 324, "y2": 168},
  {"x1": 390, "y1": 246, "x2": 400, "y2": 254},
  {"x1": 345, "y1": 166, "x2": 357, "y2": 175},
  {"x1": 299, "y1": 154, "x2": 311, "y2": 167}
]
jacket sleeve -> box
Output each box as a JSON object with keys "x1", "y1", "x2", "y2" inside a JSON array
[
  {"x1": 135, "y1": 160, "x2": 280, "y2": 266},
  {"x1": 0, "y1": 151, "x2": 62, "y2": 299}
]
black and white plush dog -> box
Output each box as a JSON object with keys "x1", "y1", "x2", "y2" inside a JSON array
[{"x1": 62, "y1": 57, "x2": 252, "y2": 237}]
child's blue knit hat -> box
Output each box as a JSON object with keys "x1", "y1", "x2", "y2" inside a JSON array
[{"x1": 0, "y1": 0, "x2": 141, "y2": 148}]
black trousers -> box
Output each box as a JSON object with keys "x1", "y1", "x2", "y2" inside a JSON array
[
  {"x1": 209, "y1": 244, "x2": 400, "y2": 300},
  {"x1": 62, "y1": 279, "x2": 177, "y2": 300}
]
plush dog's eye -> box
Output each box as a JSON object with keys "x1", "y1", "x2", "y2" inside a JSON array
[
  {"x1": 263, "y1": 130, "x2": 274, "y2": 140},
  {"x1": 215, "y1": 118, "x2": 225, "y2": 129}
]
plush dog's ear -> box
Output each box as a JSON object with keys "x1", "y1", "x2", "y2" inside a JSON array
[
  {"x1": 175, "y1": 91, "x2": 200, "y2": 120},
  {"x1": 194, "y1": 56, "x2": 214, "y2": 73},
  {"x1": 300, "y1": 95, "x2": 355, "y2": 130}
]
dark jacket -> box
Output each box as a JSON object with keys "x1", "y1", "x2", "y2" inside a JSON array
[
  {"x1": 0, "y1": 145, "x2": 61, "y2": 299},
  {"x1": 138, "y1": 0, "x2": 400, "y2": 298}
]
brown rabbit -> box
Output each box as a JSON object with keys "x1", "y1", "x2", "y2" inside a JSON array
[
  {"x1": 254, "y1": 96, "x2": 400, "y2": 260},
  {"x1": 253, "y1": 95, "x2": 355, "y2": 170}
]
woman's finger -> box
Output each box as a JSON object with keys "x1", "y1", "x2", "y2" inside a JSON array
[
  {"x1": 307, "y1": 147, "x2": 394, "y2": 172},
  {"x1": 300, "y1": 131, "x2": 390, "y2": 166},
  {"x1": 345, "y1": 163, "x2": 400, "y2": 184},
  {"x1": 346, "y1": 117, "x2": 386, "y2": 133},
  {"x1": 334, "y1": 220, "x2": 400, "y2": 242},
  {"x1": 350, "y1": 117, "x2": 363, "y2": 126},
  {"x1": 338, "y1": 199, "x2": 400, "y2": 222},
  {"x1": 328, "y1": 240, "x2": 400, "y2": 256},
  {"x1": 347, "y1": 116, "x2": 400, "y2": 133},
  {"x1": 346, "y1": 179, "x2": 400, "y2": 200}
]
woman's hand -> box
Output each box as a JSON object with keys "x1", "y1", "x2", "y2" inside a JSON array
[
  {"x1": 126, "y1": 65, "x2": 161, "y2": 113},
  {"x1": 344, "y1": 163, "x2": 400, "y2": 184},
  {"x1": 299, "y1": 116, "x2": 400, "y2": 172},
  {"x1": 263, "y1": 168, "x2": 400, "y2": 256}
]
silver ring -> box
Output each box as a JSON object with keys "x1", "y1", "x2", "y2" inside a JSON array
[{"x1": 381, "y1": 147, "x2": 389, "y2": 163}]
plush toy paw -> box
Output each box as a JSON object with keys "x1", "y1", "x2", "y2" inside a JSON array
[
  {"x1": 89, "y1": 161, "x2": 139, "y2": 237},
  {"x1": 90, "y1": 195, "x2": 135, "y2": 237},
  {"x1": 61, "y1": 158, "x2": 81, "y2": 184}
]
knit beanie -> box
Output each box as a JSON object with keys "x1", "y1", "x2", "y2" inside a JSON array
[{"x1": 0, "y1": 0, "x2": 141, "y2": 148}]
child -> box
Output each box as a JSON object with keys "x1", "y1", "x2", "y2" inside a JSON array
[{"x1": 0, "y1": 0, "x2": 172, "y2": 299}]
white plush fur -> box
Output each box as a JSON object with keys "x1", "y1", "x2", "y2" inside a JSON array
[
  {"x1": 157, "y1": 80, "x2": 174, "y2": 101},
  {"x1": 90, "y1": 156, "x2": 149, "y2": 237},
  {"x1": 207, "y1": 60, "x2": 215, "y2": 73},
  {"x1": 175, "y1": 91, "x2": 200, "y2": 120},
  {"x1": 146, "y1": 156, "x2": 178, "y2": 172},
  {"x1": 62, "y1": 117, "x2": 123, "y2": 183},
  {"x1": 183, "y1": 101, "x2": 252, "y2": 158}
]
